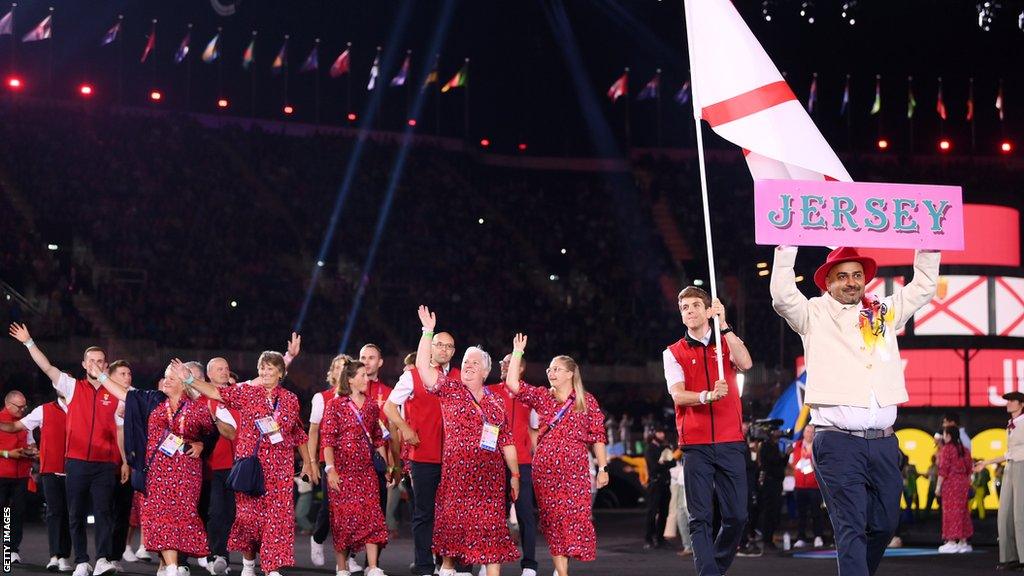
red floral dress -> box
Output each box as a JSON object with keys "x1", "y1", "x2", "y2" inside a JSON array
[
  {"x1": 513, "y1": 385, "x2": 606, "y2": 561},
  {"x1": 141, "y1": 397, "x2": 214, "y2": 556},
  {"x1": 938, "y1": 442, "x2": 974, "y2": 540},
  {"x1": 220, "y1": 384, "x2": 308, "y2": 572},
  {"x1": 428, "y1": 375, "x2": 518, "y2": 564},
  {"x1": 320, "y1": 394, "x2": 389, "y2": 552}
]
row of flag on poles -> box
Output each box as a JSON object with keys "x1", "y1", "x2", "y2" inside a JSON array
[
  {"x1": 609, "y1": 66, "x2": 1008, "y2": 122},
  {"x1": 0, "y1": 9, "x2": 470, "y2": 93}
]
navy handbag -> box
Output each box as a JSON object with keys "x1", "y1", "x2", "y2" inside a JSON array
[{"x1": 227, "y1": 434, "x2": 265, "y2": 497}]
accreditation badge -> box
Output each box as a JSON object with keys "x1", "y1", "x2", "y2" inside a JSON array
[{"x1": 480, "y1": 423, "x2": 500, "y2": 452}]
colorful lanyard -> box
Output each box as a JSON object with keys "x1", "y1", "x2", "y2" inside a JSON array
[
  {"x1": 346, "y1": 399, "x2": 375, "y2": 444},
  {"x1": 547, "y1": 396, "x2": 575, "y2": 431},
  {"x1": 467, "y1": 388, "x2": 493, "y2": 424},
  {"x1": 165, "y1": 398, "x2": 188, "y2": 435}
]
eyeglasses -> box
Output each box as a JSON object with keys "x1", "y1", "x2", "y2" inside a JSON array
[
  {"x1": 545, "y1": 366, "x2": 568, "y2": 374},
  {"x1": 432, "y1": 343, "x2": 456, "y2": 351}
]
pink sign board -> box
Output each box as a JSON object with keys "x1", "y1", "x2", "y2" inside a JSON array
[{"x1": 753, "y1": 180, "x2": 964, "y2": 250}]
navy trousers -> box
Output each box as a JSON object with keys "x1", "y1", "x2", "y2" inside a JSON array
[
  {"x1": 812, "y1": 431, "x2": 902, "y2": 576},
  {"x1": 65, "y1": 458, "x2": 117, "y2": 564},
  {"x1": 507, "y1": 464, "x2": 538, "y2": 570},
  {"x1": 206, "y1": 469, "x2": 235, "y2": 559},
  {"x1": 682, "y1": 441, "x2": 748, "y2": 576},
  {"x1": 41, "y1": 473, "x2": 71, "y2": 558},
  {"x1": 410, "y1": 461, "x2": 442, "y2": 575},
  {"x1": 312, "y1": 463, "x2": 332, "y2": 544}
]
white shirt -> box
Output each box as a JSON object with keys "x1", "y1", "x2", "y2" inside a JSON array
[
  {"x1": 388, "y1": 364, "x2": 452, "y2": 406},
  {"x1": 662, "y1": 328, "x2": 713, "y2": 391},
  {"x1": 309, "y1": 390, "x2": 328, "y2": 425},
  {"x1": 20, "y1": 401, "x2": 68, "y2": 445},
  {"x1": 810, "y1": 390, "x2": 898, "y2": 432},
  {"x1": 215, "y1": 405, "x2": 236, "y2": 429}
]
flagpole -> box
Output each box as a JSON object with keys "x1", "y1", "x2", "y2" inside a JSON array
[
  {"x1": 404, "y1": 49, "x2": 412, "y2": 124},
  {"x1": 283, "y1": 34, "x2": 290, "y2": 114},
  {"x1": 216, "y1": 27, "x2": 224, "y2": 111},
  {"x1": 149, "y1": 20, "x2": 157, "y2": 100},
  {"x1": 969, "y1": 77, "x2": 976, "y2": 154},
  {"x1": 345, "y1": 42, "x2": 352, "y2": 119},
  {"x1": 655, "y1": 68, "x2": 663, "y2": 147},
  {"x1": 314, "y1": 38, "x2": 321, "y2": 124},
  {"x1": 844, "y1": 73, "x2": 852, "y2": 152},
  {"x1": 185, "y1": 24, "x2": 194, "y2": 111},
  {"x1": 8, "y1": 3, "x2": 15, "y2": 77},
  {"x1": 250, "y1": 30, "x2": 257, "y2": 118},
  {"x1": 434, "y1": 54, "x2": 441, "y2": 136},
  {"x1": 907, "y1": 76, "x2": 914, "y2": 156},
  {"x1": 46, "y1": 6, "x2": 53, "y2": 97},
  {"x1": 937, "y1": 76, "x2": 945, "y2": 138},
  {"x1": 623, "y1": 66, "x2": 631, "y2": 150},
  {"x1": 692, "y1": 115, "x2": 726, "y2": 377},
  {"x1": 116, "y1": 14, "x2": 124, "y2": 106},
  {"x1": 681, "y1": 4, "x2": 725, "y2": 375},
  {"x1": 463, "y1": 57, "x2": 470, "y2": 141}
]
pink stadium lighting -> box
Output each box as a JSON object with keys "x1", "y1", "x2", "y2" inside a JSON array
[
  {"x1": 1001, "y1": 140, "x2": 1013, "y2": 154},
  {"x1": 79, "y1": 84, "x2": 94, "y2": 96},
  {"x1": 408, "y1": 119, "x2": 417, "y2": 127},
  {"x1": 217, "y1": 98, "x2": 229, "y2": 109},
  {"x1": 479, "y1": 138, "x2": 491, "y2": 148},
  {"x1": 7, "y1": 77, "x2": 23, "y2": 90},
  {"x1": 283, "y1": 105, "x2": 294, "y2": 115},
  {"x1": 938, "y1": 138, "x2": 952, "y2": 152},
  {"x1": 150, "y1": 90, "x2": 162, "y2": 102}
]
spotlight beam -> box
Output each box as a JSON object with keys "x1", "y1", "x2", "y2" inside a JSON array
[
  {"x1": 338, "y1": 0, "x2": 459, "y2": 353},
  {"x1": 293, "y1": 0, "x2": 416, "y2": 333}
]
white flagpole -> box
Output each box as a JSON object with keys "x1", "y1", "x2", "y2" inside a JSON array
[{"x1": 683, "y1": 0, "x2": 725, "y2": 379}]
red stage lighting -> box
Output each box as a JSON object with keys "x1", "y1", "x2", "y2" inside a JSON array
[
  {"x1": 79, "y1": 84, "x2": 93, "y2": 96},
  {"x1": 1001, "y1": 140, "x2": 1013, "y2": 154},
  {"x1": 407, "y1": 119, "x2": 417, "y2": 127},
  {"x1": 347, "y1": 113, "x2": 357, "y2": 121},
  {"x1": 518, "y1": 143, "x2": 528, "y2": 152},
  {"x1": 7, "y1": 77, "x2": 22, "y2": 90},
  {"x1": 149, "y1": 90, "x2": 162, "y2": 101},
  {"x1": 938, "y1": 138, "x2": 952, "y2": 152},
  {"x1": 876, "y1": 138, "x2": 889, "y2": 150},
  {"x1": 217, "y1": 98, "x2": 229, "y2": 108},
  {"x1": 283, "y1": 105, "x2": 294, "y2": 115},
  {"x1": 479, "y1": 138, "x2": 491, "y2": 148}
]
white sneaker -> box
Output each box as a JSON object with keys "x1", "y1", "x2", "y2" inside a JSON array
[
  {"x1": 211, "y1": 556, "x2": 228, "y2": 575},
  {"x1": 938, "y1": 541, "x2": 960, "y2": 553},
  {"x1": 437, "y1": 570, "x2": 457, "y2": 576},
  {"x1": 198, "y1": 558, "x2": 208, "y2": 569},
  {"x1": 94, "y1": 558, "x2": 117, "y2": 575},
  {"x1": 122, "y1": 548, "x2": 138, "y2": 563},
  {"x1": 59, "y1": 558, "x2": 75, "y2": 572},
  {"x1": 73, "y1": 563, "x2": 93, "y2": 576},
  {"x1": 239, "y1": 564, "x2": 256, "y2": 576},
  {"x1": 814, "y1": 536, "x2": 824, "y2": 547},
  {"x1": 957, "y1": 542, "x2": 973, "y2": 553},
  {"x1": 178, "y1": 567, "x2": 191, "y2": 576},
  {"x1": 136, "y1": 547, "x2": 153, "y2": 562},
  {"x1": 793, "y1": 539, "x2": 807, "y2": 548},
  {"x1": 157, "y1": 568, "x2": 167, "y2": 576},
  {"x1": 336, "y1": 571, "x2": 352, "y2": 576},
  {"x1": 522, "y1": 570, "x2": 537, "y2": 576},
  {"x1": 347, "y1": 557, "x2": 363, "y2": 573},
  {"x1": 266, "y1": 572, "x2": 283, "y2": 576},
  {"x1": 310, "y1": 535, "x2": 325, "y2": 566},
  {"x1": 365, "y1": 568, "x2": 387, "y2": 576},
  {"x1": 478, "y1": 566, "x2": 486, "y2": 576},
  {"x1": 48, "y1": 557, "x2": 61, "y2": 571}
]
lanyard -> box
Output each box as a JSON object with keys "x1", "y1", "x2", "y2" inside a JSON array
[
  {"x1": 467, "y1": 388, "x2": 492, "y2": 424},
  {"x1": 265, "y1": 393, "x2": 281, "y2": 420},
  {"x1": 547, "y1": 396, "x2": 575, "y2": 431},
  {"x1": 165, "y1": 398, "x2": 188, "y2": 435},
  {"x1": 346, "y1": 399, "x2": 375, "y2": 445}
]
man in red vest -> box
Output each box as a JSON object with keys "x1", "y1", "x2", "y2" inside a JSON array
[
  {"x1": 663, "y1": 287, "x2": 753, "y2": 576},
  {"x1": 9, "y1": 323, "x2": 120, "y2": 576},
  {"x1": 1, "y1": 394, "x2": 70, "y2": 570},
  {"x1": 383, "y1": 331, "x2": 458, "y2": 576},
  {"x1": 0, "y1": 390, "x2": 35, "y2": 565},
  {"x1": 488, "y1": 353, "x2": 539, "y2": 576},
  {"x1": 790, "y1": 424, "x2": 826, "y2": 548},
  {"x1": 202, "y1": 357, "x2": 240, "y2": 576}
]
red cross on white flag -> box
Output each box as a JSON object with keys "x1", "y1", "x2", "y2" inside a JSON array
[
  {"x1": 995, "y1": 277, "x2": 1024, "y2": 337},
  {"x1": 913, "y1": 275, "x2": 988, "y2": 336},
  {"x1": 684, "y1": 0, "x2": 851, "y2": 182}
]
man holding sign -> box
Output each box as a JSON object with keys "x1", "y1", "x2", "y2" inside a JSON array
[{"x1": 770, "y1": 245, "x2": 940, "y2": 575}]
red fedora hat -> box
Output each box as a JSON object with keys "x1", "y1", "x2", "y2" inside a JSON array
[{"x1": 813, "y1": 247, "x2": 877, "y2": 292}]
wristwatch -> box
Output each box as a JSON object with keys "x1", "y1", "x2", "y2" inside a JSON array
[
  {"x1": 719, "y1": 327, "x2": 733, "y2": 336},
  {"x1": 597, "y1": 465, "x2": 608, "y2": 473}
]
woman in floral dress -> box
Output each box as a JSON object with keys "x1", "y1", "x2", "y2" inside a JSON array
[
  {"x1": 321, "y1": 358, "x2": 393, "y2": 576},
  {"x1": 100, "y1": 364, "x2": 213, "y2": 574},
  {"x1": 504, "y1": 334, "x2": 609, "y2": 576},
  {"x1": 189, "y1": 351, "x2": 314, "y2": 576},
  {"x1": 414, "y1": 306, "x2": 520, "y2": 576},
  {"x1": 937, "y1": 425, "x2": 974, "y2": 553}
]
